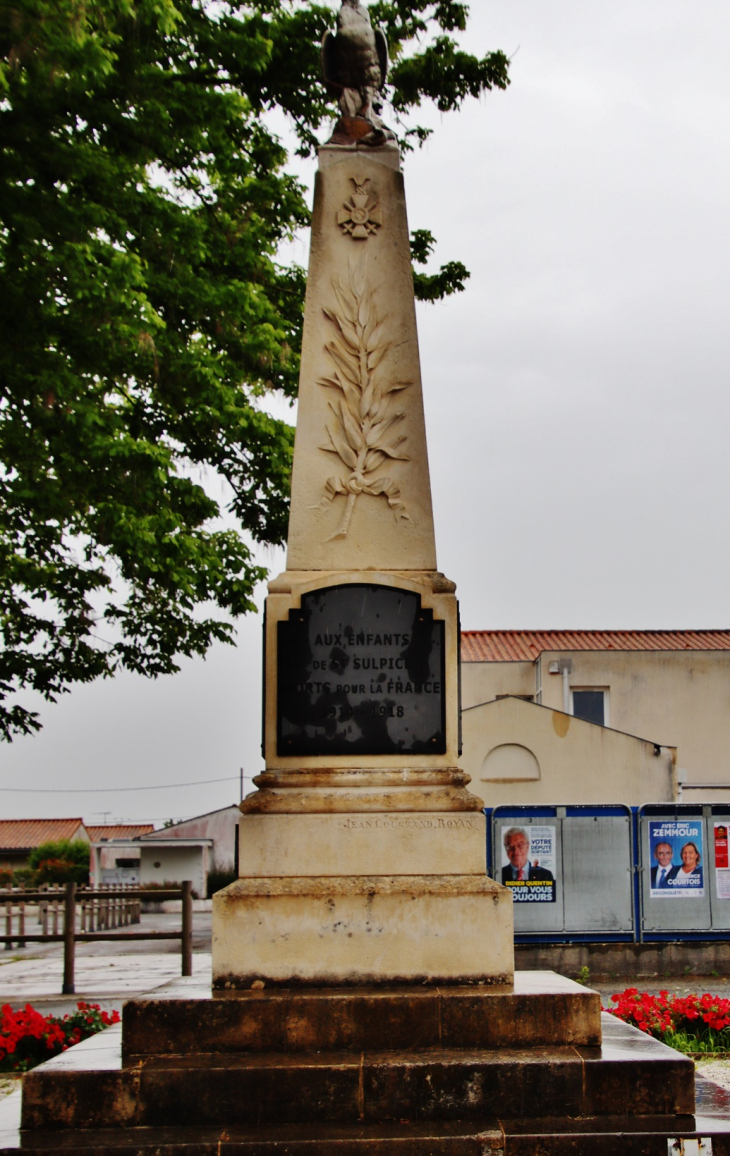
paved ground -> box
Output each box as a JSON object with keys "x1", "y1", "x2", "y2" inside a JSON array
[{"x1": 0, "y1": 911, "x2": 212, "y2": 1018}]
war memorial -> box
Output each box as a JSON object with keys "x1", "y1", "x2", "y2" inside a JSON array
[{"x1": 7, "y1": 3, "x2": 730, "y2": 1152}]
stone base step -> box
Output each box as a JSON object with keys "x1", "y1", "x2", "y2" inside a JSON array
[
  {"x1": 11, "y1": 979, "x2": 729, "y2": 1155},
  {"x1": 503, "y1": 1118, "x2": 730, "y2": 1155},
  {"x1": 1, "y1": 1120, "x2": 505, "y2": 1155},
  {"x1": 122, "y1": 973, "x2": 601, "y2": 1058},
  {"x1": 22, "y1": 1039, "x2": 692, "y2": 1131},
  {"x1": 5, "y1": 1116, "x2": 730, "y2": 1156}
]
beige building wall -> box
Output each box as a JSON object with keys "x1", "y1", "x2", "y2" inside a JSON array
[
  {"x1": 462, "y1": 660, "x2": 535, "y2": 708},
  {"x1": 460, "y1": 696, "x2": 677, "y2": 807},
  {"x1": 462, "y1": 650, "x2": 730, "y2": 791}
]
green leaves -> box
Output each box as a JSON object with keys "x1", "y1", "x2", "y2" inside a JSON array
[
  {"x1": 0, "y1": 0, "x2": 509, "y2": 738},
  {"x1": 391, "y1": 36, "x2": 509, "y2": 112},
  {"x1": 410, "y1": 229, "x2": 470, "y2": 302}
]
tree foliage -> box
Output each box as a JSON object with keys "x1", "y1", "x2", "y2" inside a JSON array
[
  {"x1": 28, "y1": 838, "x2": 91, "y2": 884},
  {"x1": 0, "y1": 0, "x2": 509, "y2": 738}
]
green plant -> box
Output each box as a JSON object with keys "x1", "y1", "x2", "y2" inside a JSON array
[
  {"x1": 576, "y1": 966, "x2": 591, "y2": 986},
  {"x1": 663, "y1": 1028, "x2": 730, "y2": 1056},
  {"x1": 27, "y1": 841, "x2": 89, "y2": 886}
]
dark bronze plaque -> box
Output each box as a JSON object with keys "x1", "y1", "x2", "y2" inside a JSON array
[{"x1": 277, "y1": 584, "x2": 445, "y2": 757}]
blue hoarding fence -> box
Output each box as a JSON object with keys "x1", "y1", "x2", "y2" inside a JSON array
[{"x1": 487, "y1": 803, "x2": 730, "y2": 944}]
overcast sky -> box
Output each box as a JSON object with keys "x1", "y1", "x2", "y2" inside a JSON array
[{"x1": 2, "y1": 1, "x2": 730, "y2": 825}]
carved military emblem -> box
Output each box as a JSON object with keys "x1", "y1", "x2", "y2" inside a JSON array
[{"x1": 337, "y1": 177, "x2": 382, "y2": 239}]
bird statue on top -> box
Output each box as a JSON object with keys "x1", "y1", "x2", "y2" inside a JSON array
[{"x1": 321, "y1": 0, "x2": 396, "y2": 147}]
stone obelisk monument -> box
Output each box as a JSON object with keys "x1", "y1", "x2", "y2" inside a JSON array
[
  {"x1": 17, "y1": 21, "x2": 707, "y2": 1153},
  {"x1": 213, "y1": 0, "x2": 513, "y2": 986}
]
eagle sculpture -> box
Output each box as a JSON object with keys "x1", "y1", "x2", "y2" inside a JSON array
[{"x1": 321, "y1": 1, "x2": 395, "y2": 145}]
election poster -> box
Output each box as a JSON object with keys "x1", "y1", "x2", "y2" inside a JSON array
[
  {"x1": 714, "y1": 822, "x2": 730, "y2": 900},
  {"x1": 648, "y1": 820, "x2": 704, "y2": 898},
  {"x1": 499, "y1": 823, "x2": 556, "y2": 903}
]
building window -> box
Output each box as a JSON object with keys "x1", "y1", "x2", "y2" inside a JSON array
[
  {"x1": 115, "y1": 858, "x2": 139, "y2": 869},
  {"x1": 572, "y1": 689, "x2": 607, "y2": 726}
]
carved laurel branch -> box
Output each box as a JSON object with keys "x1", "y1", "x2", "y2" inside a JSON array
[{"x1": 317, "y1": 270, "x2": 412, "y2": 541}]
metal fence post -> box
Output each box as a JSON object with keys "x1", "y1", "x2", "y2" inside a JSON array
[
  {"x1": 62, "y1": 881, "x2": 76, "y2": 994},
  {"x1": 181, "y1": 880, "x2": 193, "y2": 977}
]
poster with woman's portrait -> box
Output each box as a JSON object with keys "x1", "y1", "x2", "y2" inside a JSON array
[
  {"x1": 649, "y1": 821, "x2": 704, "y2": 898},
  {"x1": 714, "y1": 823, "x2": 730, "y2": 900}
]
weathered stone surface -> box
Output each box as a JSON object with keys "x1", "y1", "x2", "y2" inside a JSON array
[
  {"x1": 11, "y1": 997, "x2": 728, "y2": 1156},
  {"x1": 212, "y1": 875, "x2": 514, "y2": 988},
  {"x1": 237, "y1": 812, "x2": 487, "y2": 876},
  {"x1": 580, "y1": 1014, "x2": 695, "y2": 1117},
  {"x1": 286, "y1": 151, "x2": 436, "y2": 572},
  {"x1": 2, "y1": 1120, "x2": 506, "y2": 1154},
  {"x1": 21, "y1": 1041, "x2": 693, "y2": 1132},
  {"x1": 362, "y1": 1047, "x2": 584, "y2": 1123},
  {"x1": 439, "y1": 984, "x2": 601, "y2": 1050},
  {"x1": 122, "y1": 974, "x2": 601, "y2": 1058}
]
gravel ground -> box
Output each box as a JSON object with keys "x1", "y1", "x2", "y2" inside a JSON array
[
  {"x1": 587, "y1": 975, "x2": 730, "y2": 1001},
  {"x1": 0, "y1": 1078, "x2": 20, "y2": 1103},
  {"x1": 697, "y1": 1058, "x2": 730, "y2": 1091}
]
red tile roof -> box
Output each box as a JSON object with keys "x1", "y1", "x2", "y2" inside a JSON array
[
  {"x1": 0, "y1": 818, "x2": 87, "y2": 851},
  {"x1": 86, "y1": 824, "x2": 155, "y2": 842},
  {"x1": 461, "y1": 630, "x2": 730, "y2": 662}
]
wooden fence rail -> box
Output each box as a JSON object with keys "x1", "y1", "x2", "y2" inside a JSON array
[{"x1": 0, "y1": 882, "x2": 194, "y2": 993}]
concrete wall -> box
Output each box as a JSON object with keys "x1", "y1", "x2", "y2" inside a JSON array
[
  {"x1": 460, "y1": 696, "x2": 676, "y2": 807},
  {"x1": 143, "y1": 807, "x2": 239, "y2": 872},
  {"x1": 140, "y1": 844, "x2": 208, "y2": 898},
  {"x1": 98, "y1": 843, "x2": 140, "y2": 885},
  {"x1": 462, "y1": 650, "x2": 730, "y2": 793}
]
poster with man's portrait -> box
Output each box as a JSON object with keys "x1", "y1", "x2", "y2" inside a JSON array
[
  {"x1": 649, "y1": 820, "x2": 704, "y2": 898},
  {"x1": 499, "y1": 824, "x2": 556, "y2": 903}
]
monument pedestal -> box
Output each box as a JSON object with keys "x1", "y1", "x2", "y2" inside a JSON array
[
  {"x1": 12, "y1": 973, "x2": 730, "y2": 1155},
  {"x1": 214, "y1": 567, "x2": 513, "y2": 987}
]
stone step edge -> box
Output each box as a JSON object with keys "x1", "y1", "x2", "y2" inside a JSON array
[
  {"x1": 1, "y1": 1119, "x2": 505, "y2": 1155},
  {"x1": 122, "y1": 984, "x2": 602, "y2": 1055},
  {"x1": 5, "y1": 1115, "x2": 730, "y2": 1156},
  {"x1": 21, "y1": 1051, "x2": 693, "y2": 1132}
]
